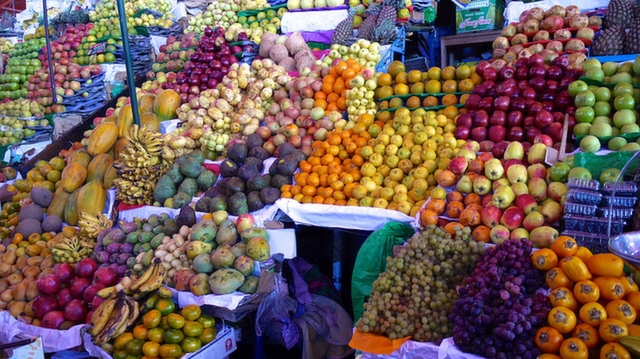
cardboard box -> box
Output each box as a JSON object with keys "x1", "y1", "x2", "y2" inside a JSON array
[
  {"x1": 186, "y1": 326, "x2": 236, "y2": 359},
  {"x1": 454, "y1": 0, "x2": 504, "y2": 33}
]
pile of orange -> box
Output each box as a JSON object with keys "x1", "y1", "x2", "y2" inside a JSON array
[
  {"x1": 280, "y1": 120, "x2": 372, "y2": 206},
  {"x1": 531, "y1": 237, "x2": 640, "y2": 359},
  {"x1": 318, "y1": 59, "x2": 363, "y2": 116}
]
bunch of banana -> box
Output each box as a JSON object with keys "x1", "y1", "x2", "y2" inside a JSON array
[
  {"x1": 78, "y1": 211, "x2": 113, "y2": 240},
  {"x1": 97, "y1": 258, "x2": 167, "y2": 300},
  {"x1": 112, "y1": 125, "x2": 166, "y2": 205},
  {"x1": 89, "y1": 292, "x2": 140, "y2": 345},
  {"x1": 620, "y1": 336, "x2": 640, "y2": 357},
  {"x1": 49, "y1": 232, "x2": 93, "y2": 263}
]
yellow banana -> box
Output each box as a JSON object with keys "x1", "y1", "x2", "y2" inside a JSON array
[
  {"x1": 138, "y1": 261, "x2": 167, "y2": 295},
  {"x1": 620, "y1": 335, "x2": 640, "y2": 357},
  {"x1": 93, "y1": 293, "x2": 129, "y2": 344},
  {"x1": 96, "y1": 286, "x2": 118, "y2": 299},
  {"x1": 129, "y1": 258, "x2": 160, "y2": 292},
  {"x1": 124, "y1": 296, "x2": 140, "y2": 328},
  {"x1": 89, "y1": 297, "x2": 116, "y2": 336}
]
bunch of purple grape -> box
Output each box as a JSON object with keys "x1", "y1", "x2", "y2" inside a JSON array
[{"x1": 450, "y1": 239, "x2": 550, "y2": 359}]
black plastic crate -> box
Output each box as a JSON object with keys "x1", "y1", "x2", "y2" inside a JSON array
[
  {"x1": 565, "y1": 190, "x2": 603, "y2": 206},
  {"x1": 563, "y1": 214, "x2": 625, "y2": 234},
  {"x1": 567, "y1": 178, "x2": 600, "y2": 191}
]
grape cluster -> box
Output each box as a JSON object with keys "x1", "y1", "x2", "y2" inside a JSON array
[
  {"x1": 450, "y1": 239, "x2": 550, "y2": 359},
  {"x1": 356, "y1": 226, "x2": 485, "y2": 343}
]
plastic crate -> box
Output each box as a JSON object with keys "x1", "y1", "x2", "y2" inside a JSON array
[
  {"x1": 563, "y1": 214, "x2": 625, "y2": 235},
  {"x1": 567, "y1": 177, "x2": 600, "y2": 191},
  {"x1": 565, "y1": 190, "x2": 603, "y2": 206},
  {"x1": 564, "y1": 203, "x2": 598, "y2": 216},
  {"x1": 375, "y1": 26, "x2": 406, "y2": 72},
  {"x1": 562, "y1": 230, "x2": 609, "y2": 254}
]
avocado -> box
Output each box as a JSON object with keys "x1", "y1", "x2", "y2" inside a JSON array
[
  {"x1": 176, "y1": 205, "x2": 197, "y2": 228},
  {"x1": 246, "y1": 133, "x2": 264, "y2": 150},
  {"x1": 196, "y1": 170, "x2": 217, "y2": 191},
  {"x1": 229, "y1": 192, "x2": 249, "y2": 216},
  {"x1": 291, "y1": 149, "x2": 306, "y2": 163},
  {"x1": 205, "y1": 186, "x2": 226, "y2": 199},
  {"x1": 209, "y1": 197, "x2": 228, "y2": 212},
  {"x1": 247, "y1": 191, "x2": 265, "y2": 212},
  {"x1": 244, "y1": 157, "x2": 264, "y2": 172},
  {"x1": 262, "y1": 174, "x2": 272, "y2": 185},
  {"x1": 189, "y1": 149, "x2": 206, "y2": 165},
  {"x1": 268, "y1": 162, "x2": 278, "y2": 176},
  {"x1": 154, "y1": 176, "x2": 177, "y2": 204},
  {"x1": 163, "y1": 219, "x2": 178, "y2": 236},
  {"x1": 275, "y1": 155, "x2": 298, "y2": 176},
  {"x1": 238, "y1": 163, "x2": 260, "y2": 182},
  {"x1": 227, "y1": 143, "x2": 248, "y2": 164},
  {"x1": 196, "y1": 196, "x2": 212, "y2": 212},
  {"x1": 178, "y1": 177, "x2": 198, "y2": 197},
  {"x1": 248, "y1": 146, "x2": 270, "y2": 161},
  {"x1": 220, "y1": 159, "x2": 239, "y2": 178},
  {"x1": 180, "y1": 157, "x2": 203, "y2": 178},
  {"x1": 259, "y1": 187, "x2": 281, "y2": 205},
  {"x1": 271, "y1": 174, "x2": 292, "y2": 188},
  {"x1": 225, "y1": 177, "x2": 246, "y2": 196},
  {"x1": 247, "y1": 175, "x2": 268, "y2": 192},
  {"x1": 278, "y1": 142, "x2": 296, "y2": 158}
]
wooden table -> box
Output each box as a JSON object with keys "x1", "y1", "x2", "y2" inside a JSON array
[{"x1": 440, "y1": 30, "x2": 501, "y2": 66}]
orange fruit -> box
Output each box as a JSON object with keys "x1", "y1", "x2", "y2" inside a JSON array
[
  {"x1": 387, "y1": 61, "x2": 405, "y2": 78},
  {"x1": 407, "y1": 70, "x2": 423, "y2": 83},
  {"x1": 442, "y1": 79, "x2": 458, "y2": 93},
  {"x1": 410, "y1": 82, "x2": 425, "y2": 94},
  {"x1": 442, "y1": 66, "x2": 456, "y2": 80},
  {"x1": 442, "y1": 94, "x2": 458, "y2": 106},
  {"x1": 378, "y1": 73, "x2": 393, "y2": 86},
  {"x1": 395, "y1": 72, "x2": 408, "y2": 84},
  {"x1": 458, "y1": 78, "x2": 475, "y2": 92},
  {"x1": 394, "y1": 83, "x2": 410, "y2": 95},
  {"x1": 405, "y1": 96, "x2": 421, "y2": 108},
  {"x1": 424, "y1": 79, "x2": 441, "y2": 93},
  {"x1": 423, "y1": 96, "x2": 438, "y2": 107}
]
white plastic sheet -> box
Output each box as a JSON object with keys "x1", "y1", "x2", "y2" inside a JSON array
[
  {"x1": 504, "y1": 0, "x2": 610, "y2": 23},
  {"x1": 168, "y1": 287, "x2": 249, "y2": 310},
  {"x1": 361, "y1": 340, "x2": 440, "y2": 359},
  {"x1": 275, "y1": 198, "x2": 416, "y2": 231},
  {"x1": 0, "y1": 312, "x2": 87, "y2": 353},
  {"x1": 281, "y1": 9, "x2": 348, "y2": 33}
]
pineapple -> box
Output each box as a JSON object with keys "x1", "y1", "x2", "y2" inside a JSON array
[
  {"x1": 604, "y1": 0, "x2": 635, "y2": 29},
  {"x1": 371, "y1": 18, "x2": 397, "y2": 45},
  {"x1": 376, "y1": 0, "x2": 403, "y2": 27},
  {"x1": 332, "y1": 7, "x2": 357, "y2": 45},
  {"x1": 591, "y1": 25, "x2": 626, "y2": 55},
  {"x1": 625, "y1": 18, "x2": 640, "y2": 53},
  {"x1": 357, "y1": 5, "x2": 380, "y2": 40}
]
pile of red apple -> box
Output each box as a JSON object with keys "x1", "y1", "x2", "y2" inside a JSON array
[
  {"x1": 40, "y1": 24, "x2": 90, "y2": 68},
  {"x1": 142, "y1": 26, "x2": 239, "y2": 104},
  {"x1": 454, "y1": 55, "x2": 582, "y2": 158},
  {"x1": 32, "y1": 258, "x2": 118, "y2": 329},
  {"x1": 150, "y1": 32, "x2": 198, "y2": 75}
]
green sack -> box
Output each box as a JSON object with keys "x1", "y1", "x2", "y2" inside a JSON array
[
  {"x1": 351, "y1": 222, "x2": 415, "y2": 324},
  {"x1": 573, "y1": 151, "x2": 639, "y2": 179}
]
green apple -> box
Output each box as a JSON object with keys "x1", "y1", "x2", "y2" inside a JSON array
[
  {"x1": 600, "y1": 168, "x2": 621, "y2": 184},
  {"x1": 582, "y1": 58, "x2": 602, "y2": 73},
  {"x1": 580, "y1": 135, "x2": 601, "y2": 153},
  {"x1": 550, "y1": 162, "x2": 571, "y2": 182},
  {"x1": 612, "y1": 127, "x2": 620, "y2": 136},
  {"x1": 585, "y1": 68, "x2": 605, "y2": 82},
  {"x1": 613, "y1": 109, "x2": 636, "y2": 128},
  {"x1": 619, "y1": 62, "x2": 634, "y2": 73},
  {"x1": 593, "y1": 116, "x2": 612, "y2": 125},
  {"x1": 614, "y1": 93, "x2": 635, "y2": 110},
  {"x1": 608, "y1": 136, "x2": 628, "y2": 151},
  {"x1": 568, "y1": 167, "x2": 593, "y2": 180},
  {"x1": 575, "y1": 107, "x2": 595, "y2": 123},
  {"x1": 573, "y1": 123, "x2": 592, "y2": 135},
  {"x1": 620, "y1": 123, "x2": 640, "y2": 134},
  {"x1": 593, "y1": 101, "x2": 612, "y2": 117},
  {"x1": 568, "y1": 80, "x2": 589, "y2": 98},
  {"x1": 574, "y1": 90, "x2": 596, "y2": 107},
  {"x1": 602, "y1": 62, "x2": 619, "y2": 77},
  {"x1": 594, "y1": 87, "x2": 612, "y2": 102},
  {"x1": 620, "y1": 142, "x2": 640, "y2": 151},
  {"x1": 613, "y1": 82, "x2": 634, "y2": 97},
  {"x1": 611, "y1": 72, "x2": 633, "y2": 85},
  {"x1": 589, "y1": 122, "x2": 613, "y2": 137}
]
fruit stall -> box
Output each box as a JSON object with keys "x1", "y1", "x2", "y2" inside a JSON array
[{"x1": 3, "y1": 0, "x2": 640, "y2": 358}]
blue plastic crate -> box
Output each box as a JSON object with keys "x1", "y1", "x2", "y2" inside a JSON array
[
  {"x1": 375, "y1": 26, "x2": 406, "y2": 72},
  {"x1": 375, "y1": 47, "x2": 394, "y2": 72}
]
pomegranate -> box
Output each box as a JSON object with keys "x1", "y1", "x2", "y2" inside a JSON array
[
  {"x1": 37, "y1": 274, "x2": 62, "y2": 295},
  {"x1": 57, "y1": 288, "x2": 74, "y2": 308},
  {"x1": 75, "y1": 258, "x2": 98, "y2": 278},
  {"x1": 83, "y1": 283, "x2": 106, "y2": 303},
  {"x1": 42, "y1": 311, "x2": 65, "y2": 329},
  {"x1": 64, "y1": 299, "x2": 89, "y2": 323},
  {"x1": 93, "y1": 267, "x2": 118, "y2": 287},
  {"x1": 33, "y1": 295, "x2": 59, "y2": 319},
  {"x1": 69, "y1": 277, "x2": 91, "y2": 299},
  {"x1": 52, "y1": 263, "x2": 74, "y2": 283}
]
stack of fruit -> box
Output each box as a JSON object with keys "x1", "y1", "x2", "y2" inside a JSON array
[
  {"x1": 89, "y1": 0, "x2": 174, "y2": 30},
  {"x1": 419, "y1": 140, "x2": 566, "y2": 248},
  {"x1": 494, "y1": 5, "x2": 598, "y2": 63},
  {"x1": 322, "y1": 41, "x2": 383, "y2": 68},
  {"x1": 375, "y1": 61, "x2": 477, "y2": 109},
  {"x1": 184, "y1": 3, "x2": 239, "y2": 35},
  {"x1": 152, "y1": 151, "x2": 217, "y2": 209},
  {"x1": 74, "y1": 19, "x2": 122, "y2": 65},
  {"x1": 457, "y1": 56, "x2": 583, "y2": 154},
  {"x1": 591, "y1": 0, "x2": 640, "y2": 56},
  {"x1": 532, "y1": 237, "x2": 640, "y2": 359},
  {"x1": 148, "y1": 33, "x2": 197, "y2": 76},
  {"x1": 1, "y1": 40, "x2": 44, "y2": 100},
  {"x1": 235, "y1": 6, "x2": 287, "y2": 40}
]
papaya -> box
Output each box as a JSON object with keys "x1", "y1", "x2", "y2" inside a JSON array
[
  {"x1": 67, "y1": 149, "x2": 92, "y2": 168},
  {"x1": 117, "y1": 104, "x2": 134, "y2": 138},
  {"x1": 47, "y1": 186, "x2": 71, "y2": 218},
  {"x1": 87, "y1": 122, "x2": 118, "y2": 156},
  {"x1": 60, "y1": 162, "x2": 87, "y2": 193},
  {"x1": 153, "y1": 89, "x2": 181, "y2": 121},
  {"x1": 114, "y1": 137, "x2": 129, "y2": 160},
  {"x1": 103, "y1": 165, "x2": 119, "y2": 189},
  {"x1": 140, "y1": 112, "x2": 161, "y2": 133},
  {"x1": 77, "y1": 180, "x2": 107, "y2": 217},
  {"x1": 65, "y1": 189, "x2": 80, "y2": 225},
  {"x1": 138, "y1": 94, "x2": 156, "y2": 114},
  {"x1": 87, "y1": 154, "x2": 114, "y2": 183}
]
